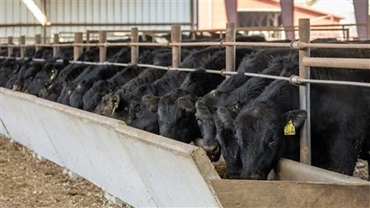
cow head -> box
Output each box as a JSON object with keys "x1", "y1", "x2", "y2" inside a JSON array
[
  {"x1": 195, "y1": 92, "x2": 221, "y2": 162},
  {"x1": 216, "y1": 106, "x2": 243, "y2": 178},
  {"x1": 234, "y1": 106, "x2": 306, "y2": 180},
  {"x1": 126, "y1": 94, "x2": 160, "y2": 134},
  {"x1": 158, "y1": 89, "x2": 200, "y2": 143}
]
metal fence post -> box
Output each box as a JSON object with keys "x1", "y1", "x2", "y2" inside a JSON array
[
  {"x1": 53, "y1": 33, "x2": 60, "y2": 58},
  {"x1": 298, "y1": 18, "x2": 311, "y2": 165},
  {"x1": 35, "y1": 34, "x2": 42, "y2": 52},
  {"x1": 171, "y1": 25, "x2": 181, "y2": 68},
  {"x1": 226, "y1": 23, "x2": 236, "y2": 76},
  {"x1": 99, "y1": 31, "x2": 107, "y2": 63},
  {"x1": 74, "y1": 32, "x2": 83, "y2": 61},
  {"x1": 7, "y1": 37, "x2": 13, "y2": 58},
  {"x1": 86, "y1": 30, "x2": 91, "y2": 51},
  {"x1": 19, "y1": 36, "x2": 26, "y2": 58},
  {"x1": 131, "y1": 28, "x2": 138, "y2": 65}
]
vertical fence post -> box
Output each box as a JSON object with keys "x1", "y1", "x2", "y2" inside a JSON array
[
  {"x1": 226, "y1": 23, "x2": 236, "y2": 76},
  {"x1": 7, "y1": 37, "x2": 13, "y2": 58},
  {"x1": 19, "y1": 36, "x2": 26, "y2": 58},
  {"x1": 99, "y1": 31, "x2": 107, "y2": 63},
  {"x1": 152, "y1": 31, "x2": 156, "y2": 43},
  {"x1": 171, "y1": 25, "x2": 181, "y2": 68},
  {"x1": 53, "y1": 33, "x2": 60, "y2": 58},
  {"x1": 74, "y1": 32, "x2": 83, "y2": 61},
  {"x1": 298, "y1": 18, "x2": 311, "y2": 165},
  {"x1": 86, "y1": 30, "x2": 91, "y2": 51},
  {"x1": 35, "y1": 34, "x2": 42, "y2": 52},
  {"x1": 368, "y1": 16, "x2": 370, "y2": 39},
  {"x1": 191, "y1": 30, "x2": 196, "y2": 40},
  {"x1": 130, "y1": 28, "x2": 138, "y2": 65}
]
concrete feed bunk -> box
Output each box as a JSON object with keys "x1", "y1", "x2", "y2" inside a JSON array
[{"x1": 0, "y1": 87, "x2": 369, "y2": 207}]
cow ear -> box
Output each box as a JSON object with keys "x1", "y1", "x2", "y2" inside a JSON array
[
  {"x1": 283, "y1": 110, "x2": 307, "y2": 136},
  {"x1": 210, "y1": 89, "x2": 219, "y2": 97},
  {"x1": 217, "y1": 107, "x2": 235, "y2": 129},
  {"x1": 177, "y1": 96, "x2": 195, "y2": 113},
  {"x1": 142, "y1": 94, "x2": 159, "y2": 112},
  {"x1": 195, "y1": 101, "x2": 212, "y2": 117}
]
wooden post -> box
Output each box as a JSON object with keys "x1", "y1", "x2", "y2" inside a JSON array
[
  {"x1": 7, "y1": 37, "x2": 13, "y2": 58},
  {"x1": 35, "y1": 34, "x2": 42, "y2": 52},
  {"x1": 53, "y1": 33, "x2": 60, "y2": 58},
  {"x1": 19, "y1": 36, "x2": 26, "y2": 58},
  {"x1": 225, "y1": 23, "x2": 236, "y2": 76},
  {"x1": 74, "y1": 32, "x2": 83, "y2": 61},
  {"x1": 298, "y1": 18, "x2": 311, "y2": 165},
  {"x1": 171, "y1": 25, "x2": 181, "y2": 68},
  {"x1": 130, "y1": 28, "x2": 138, "y2": 64},
  {"x1": 99, "y1": 31, "x2": 107, "y2": 63},
  {"x1": 152, "y1": 31, "x2": 156, "y2": 43},
  {"x1": 86, "y1": 30, "x2": 91, "y2": 51},
  {"x1": 368, "y1": 15, "x2": 370, "y2": 39}
]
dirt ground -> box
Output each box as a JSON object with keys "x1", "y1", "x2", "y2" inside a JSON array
[{"x1": 0, "y1": 136, "x2": 132, "y2": 208}]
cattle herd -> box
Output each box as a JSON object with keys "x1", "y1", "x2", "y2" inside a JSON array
[{"x1": 0, "y1": 35, "x2": 369, "y2": 181}]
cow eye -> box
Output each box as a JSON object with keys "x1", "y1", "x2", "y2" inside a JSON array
[{"x1": 135, "y1": 107, "x2": 141, "y2": 114}]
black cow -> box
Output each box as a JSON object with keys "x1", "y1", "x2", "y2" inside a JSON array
[
  {"x1": 158, "y1": 69, "x2": 224, "y2": 143},
  {"x1": 125, "y1": 46, "x2": 227, "y2": 134},
  {"x1": 156, "y1": 47, "x2": 255, "y2": 143},
  {"x1": 25, "y1": 59, "x2": 70, "y2": 96},
  {"x1": 214, "y1": 53, "x2": 299, "y2": 178},
  {"x1": 195, "y1": 48, "x2": 297, "y2": 161},
  {"x1": 68, "y1": 65, "x2": 122, "y2": 109},
  {"x1": 0, "y1": 59, "x2": 22, "y2": 87},
  {"x1": 97, "y1": 48, "x2": 190, "y2": 122},
  {"x1": 84, "y1": 65, "x2": 145, "y2": 112},
  {"x1": 5, "y1": 59, "x2": 42, "y2": 91},
  {"x1": 219, "y1": 48, "x2": 370, "y2": 180},
  {"x1": 126, "y1": 70, "x2": 188, "y2": 134}
]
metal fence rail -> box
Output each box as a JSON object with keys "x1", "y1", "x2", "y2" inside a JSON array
[{"x1": 0, "y1": 18, "x2": 369, "y2": 167}]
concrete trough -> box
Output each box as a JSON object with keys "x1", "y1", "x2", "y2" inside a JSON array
[{"x1": 0, "y1": 87, "x2": 369, "y2": 207}]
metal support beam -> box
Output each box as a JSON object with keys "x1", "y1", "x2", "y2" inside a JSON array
[
  {"x1": 19, "y1": 36, "x2": 26, "y2": 58},
  {"x1": 73, "y1": 32, "x2": 83, "y2": 61},
  {"x1": 7, "y1": 37, "x2": 13, "y2": 58},
  {"x1": 353, "y1": 0, "x2": 369, "y2": 39},
  {"x1": 225, "y1": 22, "x2": 236, "y2": 76},
  {"x1": 171, "y1": 25, "x2": 181, "y2": 68},
  {"x1": 53, "y1": 33, "x2": 59, "y2": 58},
  {"x1": 224, "y1": 0, "x2": 237, "y2": 24},
  {"x1": 99, "y1": 31, "x2": 107, "y2": 63},
  {"x1": 130, "y1": 28, "x2": 138, "y2": 65},
  {"x1": 298, "y1": 19, "x2": 311, "y2": 165},
  {"x1": 280, "y1": 0, "x2": 295, "y2": 40},
  {"x1": 35, "y1": 34, "x2": 42, "y2": 51}
]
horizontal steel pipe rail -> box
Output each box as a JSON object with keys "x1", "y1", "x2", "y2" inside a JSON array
[
  {"x1": 303, "y1": 57, "x2": 370, "y2": 70},
  {"x1": 276, "y1": 158, "x2": 369, "y2": 184},
  {"x1": 4, "y1": 41, "x2": 369, "y2": 50},
  {"x1": 293, "y1": 42, "x2": 370, "y2": 49},
  {"x1": 1, "y1": 56, "x2": 369, "y2": 88}
]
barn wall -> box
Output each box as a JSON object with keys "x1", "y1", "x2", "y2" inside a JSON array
[
  {"x1": 0, "y1": 0, "x2": 194, "y2": 43},
  {"x1": 0, "y1": 0, "x2": 43, "y2": 43}
]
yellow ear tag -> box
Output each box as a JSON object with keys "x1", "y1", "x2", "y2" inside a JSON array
[
  {"x1": 50, "y1": 70, "x2": 56, "y2": 80},
  {"x1": 284, "y1": 119, "x2": 296, "y2": 136}
]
